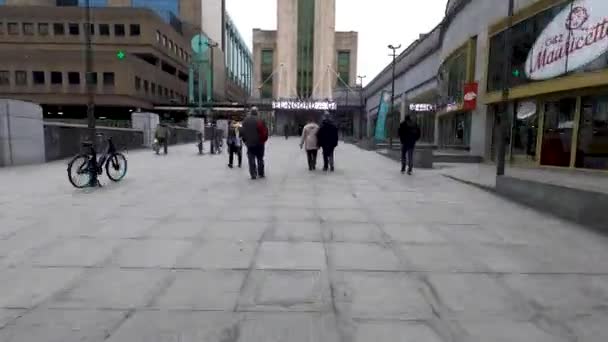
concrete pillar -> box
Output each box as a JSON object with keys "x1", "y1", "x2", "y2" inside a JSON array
[
  {"x1": 470, "y1": 106, "x2": 489, "y2": 157},
  {"x1": 0, "y1": 100, "x2": 46, "y2": 166},
  {"x1": 313, "y1": 0, "x2": 336, "y2": 99},
  {"x1": 277, "y1": 0, "x2": 298, "y2": 98},
  {"x1": 131, "y1": 112, "x2": 159, "y2": 147}
]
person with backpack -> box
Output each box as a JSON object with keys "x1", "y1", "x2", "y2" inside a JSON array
[
  {"x1": 241, "y1": 107, "x2": 268, "y2": 179},
  {"x1": 398, "y1": 115, "x2": 421, "y2": 175},
  {"x1": 317, "y1": 112, "x2": 339, "y2": 172},
  {"x1": 300, "y1": 117, "x2": 320, "y2": 171}
]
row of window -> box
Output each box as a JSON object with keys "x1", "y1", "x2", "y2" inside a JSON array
[
  {"x1": 0, "y1": 21, "x2": 140, "y2": 37},
  {"x1": 0, "y1": 70, "x2": 114, "y2": 86},
  {"x1": 155, "y1": 30, "x2": 190, "y2": 63},
  {"x1": 134, "y1": 76, "x2": 185, "y2": 102}
]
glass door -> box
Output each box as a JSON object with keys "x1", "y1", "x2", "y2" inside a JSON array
[{"x1": 540, "y1": 98, "x2": 576, "y2": 167}]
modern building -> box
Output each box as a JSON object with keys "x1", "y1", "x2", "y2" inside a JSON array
[
  {"x1": 0, "y1": 0, "x2": 251, "y2": 123},
  {"x1": 251, "y1": 0, "x2": 358, "y2": 134},
  {"x1": 363, "y1": 0, "x2": 608, "y2": 172}
]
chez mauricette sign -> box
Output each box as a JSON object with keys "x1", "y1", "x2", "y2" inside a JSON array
[{"x1": 525, "y1": 0, "x2": 608, "y2": 80}]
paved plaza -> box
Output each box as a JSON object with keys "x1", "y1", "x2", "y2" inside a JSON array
[{"x1": 0, "y1": 138, "x2": 607, "y2": 341}]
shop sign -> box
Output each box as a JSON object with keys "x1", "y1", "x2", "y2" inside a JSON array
[
  {"x1": 272, "y1": 99, "x2": 337, "y2": 111},
  {"x1": 463, "y1": 83, "x2": 478, "y2": 110},
  {"x1": 525, "y1": 0, "x2": 608, "y2": 80},
  {"x1": 409, "y1": 103, "x2": 436, "y2": 112}
]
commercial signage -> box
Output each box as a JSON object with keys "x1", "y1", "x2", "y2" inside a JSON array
[
  {"x1": 272, "y1": 100, "x2": 337, "y2": 111},
  {"x1": 525, "y1": 0, "x2": 608, "y2": 80},
  {"x1": 409, "y1": 103, "x2": 435, "y2": 112},
  {"x1": 374, "y1": 91, "x2": 390, "y2": 141},
  {"x1": 463, "y1": 82, "x2": 478, "y2": 110}
]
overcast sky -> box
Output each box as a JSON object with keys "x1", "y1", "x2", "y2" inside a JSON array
[{"x1": 225, "y1": 0, "x2": 447, "y2": 86}]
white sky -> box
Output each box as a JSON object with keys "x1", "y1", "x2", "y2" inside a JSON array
[{"x1": 225, "y1": 0, "x2": 447, "y2": 86}]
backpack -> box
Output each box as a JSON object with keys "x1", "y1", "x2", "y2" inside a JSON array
[{"x1": 257, "y1": 120, "x2": 269, "y2": 144}]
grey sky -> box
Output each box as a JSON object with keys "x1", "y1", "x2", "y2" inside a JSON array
[{"x1": 225, "y1": 0, "x2": 447, "y2": 86}]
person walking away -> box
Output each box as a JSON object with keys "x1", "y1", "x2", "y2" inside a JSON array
[
  {"x1": 300, "y1": 118, "x2": 320, "y2": 171},
  {"x1": 227, "y1": 121, "x2": 243, "y2": 168},
  {"x1": 155, "y1": 123, "x2": 170, "y2": 155},
  {"x1": 241, "y1": 107, "x2": 268, "y2": 179},
  {"x1": 398, "y1": 115, "x2": 421, "y2": 175},
  {"x1": 317, "y1": 112, "x2": 339, "y2": 172},
  {"x1": 284, "y1": 123, "x2": 289, "y2": 140}
]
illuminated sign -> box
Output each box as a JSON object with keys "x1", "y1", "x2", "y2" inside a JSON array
[
  {"x1": 409, "y1": 103, "x2": 435, "y2": 112},
  {"x1": 525, "y1": 0, "x2": 608, "y2": 80},
  {"x1": 272, "y1": 100, "x2": 337, "y2": 111}
]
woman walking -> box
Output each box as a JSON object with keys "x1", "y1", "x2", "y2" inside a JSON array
[{"x1": 300, "y1": 118, "x2": 320, "y2": 171}]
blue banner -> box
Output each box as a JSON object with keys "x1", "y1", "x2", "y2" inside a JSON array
[{"x1": 374, "y1": 91, "x2": 391, "y2": 141}]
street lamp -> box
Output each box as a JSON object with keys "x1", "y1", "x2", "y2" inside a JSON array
[
  {"x1": 84, "y1": 0, "x2": 95, "y2": 140},
  {"x1": 357, "y1": 75, "x2": 366, "y2": 139},
  {"x1": 497, "y1": 0, "x2": 515, "y2": 176},
  {"x1": 388, "y1": 44, "x2": 401, "y2": 149}
]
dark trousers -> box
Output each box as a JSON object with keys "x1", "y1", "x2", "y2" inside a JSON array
[
  {"x1": 157, "y1": 137, "x2": 168, "y2": 154},
  {"x1": 401, "y1": 145, "x2": 414, "y2": 172},
  {"x1": 322, "y1": 147, "x2": 335, "y2": 170},
  {"x1": 228, "y1": 144, "x2": 242, "y2": 167},
  {"x1": 247, "y1": 145, "x2": 265, "y2": 178},
  {"x1": 306, "y1": 149, "x2": 318, "y2": 170}
]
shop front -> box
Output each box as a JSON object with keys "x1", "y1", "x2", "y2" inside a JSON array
[{"x1": 486, "y1": 0, "x2": 608, "y2": 171}]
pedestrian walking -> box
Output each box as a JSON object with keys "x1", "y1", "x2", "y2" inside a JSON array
[
  {"x1": 227, "y1": 121, "x2": 243, "y2": 168},
  {"x1": 398, "y1": 115, "x2": 421, "y2": 175},
  {"x1": 317, "y1": 112, "x2": 339, "y2": 172},
  {"x1": 241, "y1": 107, "x2": 268, "y2": 179},
  {"x1": 300, "y1": 118, "x2": 320, "y2": 171},
  {"x1": 284, "y1": 123, "x2": 289, "y2": 140},
  {"x1": 154, "y1": 122, "x2": 170, "y2": 155}
]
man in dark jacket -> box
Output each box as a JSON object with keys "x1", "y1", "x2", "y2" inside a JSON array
[
  {"x1": 241, "y1": 107, "x2": 267, "y2": 179},
  {"x1": 317, "y1": 112, "x2": 339, "y2": 172},
  {"x1": 398, "y1": 115, "x2": 421, "y2": 175}
]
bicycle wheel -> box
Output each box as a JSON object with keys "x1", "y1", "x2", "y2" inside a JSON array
[
  {"x1": 67, "y1": 154, "x2": 92, "y2": 188},
  {"x1": 105, "y1": 152, "x2": 127, "y2": 181}
]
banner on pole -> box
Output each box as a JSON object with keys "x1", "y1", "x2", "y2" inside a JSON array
[{"x1": 374, "y1": 91, "x2": 391, "y2": 141}]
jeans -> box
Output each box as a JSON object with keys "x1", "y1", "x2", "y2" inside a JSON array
[
  {"x1": 247, "y1": 145, "x2": 265, "y2": 178},
  {"x1": 228, "y1": 144, "x2": 242, "y2": 167},
  {"x1": 322, "y1": 147, "x2": 335, "y2": 170},
  {"x1": 401, "y1": 145, "x2": 414, "y2": 172},
  {"x1": 306, "y1": 149, "x2": 318, "y2": 170},
  {"x1": 157, "y1": 137, "x2": 168, "y2": 154}
]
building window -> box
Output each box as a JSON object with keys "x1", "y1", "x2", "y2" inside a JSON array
[
  {"x1": 143, "y1": 80, "x2": 149, "y2": 92},
  {"x1": 99, "y1": 24, "x2": 109, "y2": 36},
  {"x1": 84, "y1": 23, "x2": 94, "y2": 35},
  {"x1": 56, "y1": 0, "x2": 77, "y2": 5},
  {"x1": 156, "y1": 30, "x2": 161, "y2": 43},
  {"x1": 103, "y1": 72, "x2": 114, "y2": 86},
  {"x1": 135, "y1": 76, "x2": 141, "y2": 90},
  {"x1": 51, "y1": 71, "x2": 63, "y2": 84},
  {"x1": 86, "y1": 72, "x2": 97, "y2": 85},
  {"x1": 15, "y1": 70, "x2": 27, "y2": 85},
  {"x1": 164, "y1": 87, "x2": 168, "y2": 97},
  {"x1": 151, "y1": 82, "x2": 156, "y2": 95},
  {"x1": 23, "y1": 23, "x2": 34, "y2": 35},
  {"x1": 260, "y1": 49, "x2": 274, "y2": 99},
  {"x1": 169, "y1": 90, "x2": 174, "y2": 98},
  {"x1": 67, "y1": 72, "x2": 80, "y2": 85},
  {"x1": 0, "y1": 23, "x2": 4, "y2": 35},
  {"x1": 168, "y1": 40, "x2": 173, "y2": 52},
  {"x1": 129, "y1": 24, "x2": 140, "y2": 36},
  {"x1": 576, "y1": 96, "x2": 608, "y2": 170},
  {"x1": 0, "y1": 71, "x2": 9, "y2": 85},
  {"x1": 53, "y1": 23, "x2": 65, "y2": 35},
  {"x1": 162, "y1": 35, "x2": 167, "y2": 46},
  {"x1": 337, "y1": 51, "x2": 350, "y2": 86},
  {"x1": 68, "y1": 23, "x2": 79, "y2": 35},
  {"x1": 8, "y1": 23, "x2": 19, "y2": 35},
  {"x1": 38, "y1": 23, "x2": 49, "y2": 36},
  {"x1": 32, "y1": 71, "x2": 45, "y2": 85},
  {"x1": 114, "y1": 24, "x2": 125, "y2": 36},
  {"x1": 541, "y1": 98, "x2": 576, "y2": 167}
]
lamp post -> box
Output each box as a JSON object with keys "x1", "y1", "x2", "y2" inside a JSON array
[
  {"x1": 497, "y1": 0, "x2": 514, "y2": 176},
  {"x1": 357, "y1": 75, "x2": 366, "y2": 139},
  {"x1": 84, "y1": 0, "x2": 95, "y2": 140},
  {"x1": 388, "y1": 44, "x2": 401, "y2": 149}
]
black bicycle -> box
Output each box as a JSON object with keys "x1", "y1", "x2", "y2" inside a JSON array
[{"x1": 67, "y1": 133, "x2": 128, "y2": 188}]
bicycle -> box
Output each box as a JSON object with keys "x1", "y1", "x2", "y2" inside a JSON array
[{"x1": 67, "y1": 133, "x2": 128, "y2": 188}]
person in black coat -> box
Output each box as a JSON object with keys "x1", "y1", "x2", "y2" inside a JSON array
[
  {"x1": 398, "y1": 115, "x2": 421, "y2": 175},
  {"x1": 317, "y1": 112, "x2": 339, "y2": 172}
]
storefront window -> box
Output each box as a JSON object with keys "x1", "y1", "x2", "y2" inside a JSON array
[
  {"x1": 576, "y1": 96, "x2": 608, "y2": 170},
  {"x1": 438, "y1": 51, "x2": 467, "y2": 106},
  {"x1": 541, "y1": 98, "x2": 576, "y2": 167},
  {"x1": 511, "y1": 100, "x2": 539, "y2": 158},
  {"x1": 439, "y1": 112, "x2": 471, "y2": 148}
]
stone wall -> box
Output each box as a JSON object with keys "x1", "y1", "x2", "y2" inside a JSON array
[{"x1": 0, "y1": 99, "x2": 46, "y2": 166}]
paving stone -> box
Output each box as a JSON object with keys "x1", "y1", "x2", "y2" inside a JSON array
[
  {"x1": 237, "y1": 312, "x2": 339, "y2": 342},
  {"x1": 330, "y1": 242, "x2": 402, "y2": 271},
  {"x1": 28, "y1": 238, "x2": 120, "y2": 267},
  {"x1": 399, "y1": 244, "x2": 486, "y2": 272},
  {"x1": 325, "y1": 223, "x2": 383, "y2": 242},
  {"x1": 320, "y1": 209, "x2": 369, "y2": 223},
  {"x1": 143, "y1": 220, "x2": 205, "y2": 239},
  {"x1": 110, "y1": 240, "x2": 193, "y2": 268},
  {"x1": 267, "y1": 221, "x2": 323, "y2": 242},
  {"x1": 0, "y1": 268, "x2": 83, "y2": 308},
  {"x1": 381, "y1": 224, "x2": 447, "y2": 244},
  {"x1": 255, "y1": 242, "x2": 326, "y2": 270},
  {"x1": 352, "y1": 321, "x2": 443, "y2": 342},
  {"x1": 202, "y1": 220, "x2": 270, "y2": 241},
  {"x1": 0, "y1": 309, "x2": 25, "y2": 328},
  {"x1": 177, "y1": 240, "x2": 256, "y2": 269},
  {"x1": 456, "y1": 318, "x2": 568, "y2": 342}
]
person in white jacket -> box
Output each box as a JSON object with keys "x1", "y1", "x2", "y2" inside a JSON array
[{"x1": 300, "y1": 118, "x2": 320, "y2": 171}]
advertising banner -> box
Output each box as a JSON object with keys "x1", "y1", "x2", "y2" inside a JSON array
[
  {"x1": 463, "y1": 83, "x2": 479, "y2": 111},
  {"x1": 374, "y1": 91, "x2": 391, "y2": 141}
]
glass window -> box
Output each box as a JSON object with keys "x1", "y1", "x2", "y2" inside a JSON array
[
  {"x1": 135, "y1": 76, "x2": 141, "y2": 90},
  {"x1": 0, "y1": 71, "x2": 9, "y2": 85},
  {"x1": 164, "y1": 87, "x2": 168, "y2": 97},
  {"x1": 129, "y1": 24, "x2": 140, "y2": 36},
  {"x1": 143, "y1": 80, "x2": 149, "y2": 92},
  {"x1": 15, "y1": 70, "x2": 27, "y2": 85},
  {"x1": 84, "y1": 23, "x2": 94, "y2": 35},
  {"x1": 156, "y1": 30, "x2": 161, "y2": 43},
  {"x1": 53, "y1": 23, "x2": 65, "y2": 35},
  {"x1": 56, "y1": 0, "x2": 77, "y2": 5},
  {"x1": 114, "y1": 24, "x2": 125, "y2": 36},
  {"x1": 99, "y1": 24, "x2": 109, "y2": 36},
  {"x1": 511, "y1": 100, "x2": 539, "y2": 158},
  {"x1": 32, "y1": 71, "x2": 45, "y2": 85},
  {"x1": 86, "y1": 72, "x2": 97, "y2": 85},
  {"x1": 22, "y1": 23, "x2": 34, "y2": 35},
  {"x1": 168, "y1": 40, "x2": 173, "y2": 51},
  {"x1": 337, "y1": 51, "x2": 350, "y2": 85},
  {"x1": 541, "y1": 98, "x2": 576, "y2": 167},
  {"x1": 576, "y1": 96, "x2": 608, "y2": 170},
  {"x1": 162, "y1": 35, "x2": 167, "y2": 46},
  {"x1": 261, "y1": 49, "x2": 273, "y2": 99},
  {"x1": 68, "y1": 72, "x2": 80, "y2": 85},
  {"x1": 0, "y1": 23, "x2": 4, "y2": 35},
  {"x1": 51, "y1": 71, "x2": 63, "y2": 84},
  {"x1": 103, "y1": 72, "x2": 114, "y2": 86},
  {"x1": 8, "y1": 23, "x2": 19, "y2": 35},
  {"x1": 38, "y1": 23, "x2": 49, "y2": 36},
  {"x1": 68, "y1": 23, "x2": 79, "y2": 35},
  {"x1": 151, "y1": 82, "x2": 156, "y2": 95}
]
